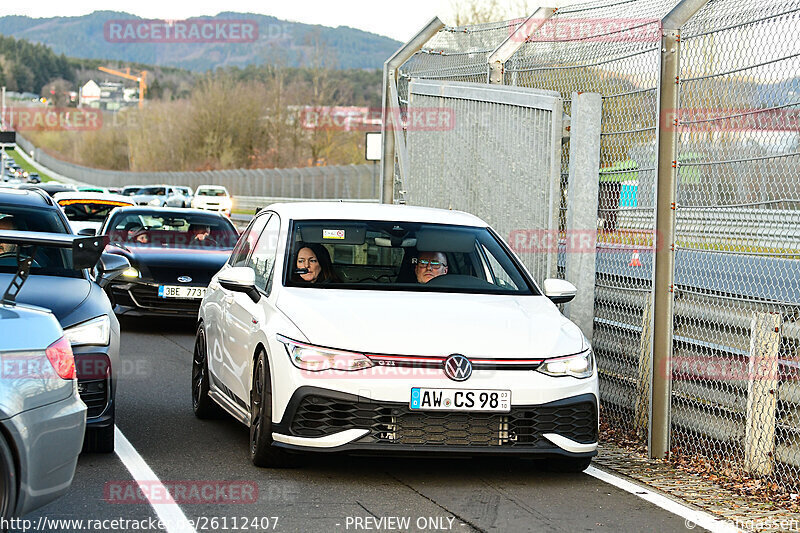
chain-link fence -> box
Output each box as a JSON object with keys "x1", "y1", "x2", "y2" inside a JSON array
[
  {"x1": 14, "y1": 134, "x2": 379, "y2": 200},
  {"x1": 387, "y1": 0, "x2": 800, "y2": 492},
  {"x1": 672, "y1": 0, "x2": 800, "y2": 487}
]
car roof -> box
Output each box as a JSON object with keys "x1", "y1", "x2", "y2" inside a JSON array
[
  {"x1": 0, "y1": 187, "x2": 56, "y2": 207},
  {"x1": 53, "y1": 191, "x2": 134, "y2": 203},
  {"x1": 110, "y1": 206, "x2": 230, "y2": 217},
  {"x1": 264, "y1": 202, "x2": 488, "y2": 227}
]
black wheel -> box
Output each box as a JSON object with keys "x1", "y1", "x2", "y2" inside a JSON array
[
  {"x1": 541, "y1": 456, "x2": 592, "y2": 473},
  {"x1": 0, "y1": 436, "x2": 17, "y2": 525},
  {"x1": 192, "y1": 325, "x2": 223, "y2": 419},
  {"x1": 249, "y1": 350, "x2": 296, "y2": 468},
  {"x1": 83, "y1": 405, "x2": 115, "y2": 453}
]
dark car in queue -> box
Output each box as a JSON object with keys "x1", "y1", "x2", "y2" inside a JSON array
[
  {"x1": 99, "y1": 207, "x2": 239, "y2": 317},
  {"x1": 0, "y1": 231, "x2": 115, "y2": 521},
  {"x1": 0, "y1": 188, "x2": 129, "y2": 453}
]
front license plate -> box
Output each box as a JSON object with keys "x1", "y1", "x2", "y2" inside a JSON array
[
  {"x1": 158, "y1": 285, "x2": 206, "y2": 299},
  {"x1": 410, "y1": 388, "x2": 511, "y2": 412}
]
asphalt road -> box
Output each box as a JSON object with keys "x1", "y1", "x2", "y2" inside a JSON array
[{"x1": 18, "y1": 317, "x2": 704, "y2": 533}]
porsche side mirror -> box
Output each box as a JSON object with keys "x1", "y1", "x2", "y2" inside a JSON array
[
  {"x1": 543, "y1": 278, "x2": 577, "y2": 304},
  {"x1": 97, "y1": 253, "x2": 130, "y2": 288},
  {"x1": 218, "y1": 266, "x2": 260, "y2": 303}
]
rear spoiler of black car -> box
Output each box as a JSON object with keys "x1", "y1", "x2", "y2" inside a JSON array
[{"x1": 0, "y1": 230, "x2": 108, "y2": 305}]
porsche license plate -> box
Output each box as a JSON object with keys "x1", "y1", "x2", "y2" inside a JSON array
[
  {"x1": 410, "y1": 388, "x2": 511, "y2": 412},
  {"x1": 158, "y1": 285, "x2": 206, "y2": 299}
]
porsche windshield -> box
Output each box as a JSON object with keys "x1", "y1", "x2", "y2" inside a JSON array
[{"x1": 283, "y1": 220, "x2": 536, "y2": 294}]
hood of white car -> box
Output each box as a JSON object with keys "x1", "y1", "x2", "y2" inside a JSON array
[{"x1": 276, "y1": 288, "x2": 586, "y2": 359}]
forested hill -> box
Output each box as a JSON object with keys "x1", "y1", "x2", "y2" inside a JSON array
[{"x1": 0, "y1": 11, "x2": 401, "y2": 71}]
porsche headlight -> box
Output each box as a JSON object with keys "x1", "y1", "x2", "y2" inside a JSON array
[
  {"x1": 278, "y1": 335, "x2": 373, "y2": 372},
  {"x1": 537, "y1": 350, "x2": 594, "y2": 379},
  {"x1": 122, "y1": 267, "x2": 140, "y2": 278},
  {"x1": 63, "y1": 316, "x2": 111, "y2": 347}
]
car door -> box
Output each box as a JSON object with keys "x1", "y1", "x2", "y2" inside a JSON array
[
  {"x1": 224, "y1": 213, "x2": 281, "y2": 404},
  {"x1": 209, "y1": 212, "x2": 272, "y2": 402}
]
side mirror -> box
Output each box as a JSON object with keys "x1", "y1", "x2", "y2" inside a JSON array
[
  {"x1": 77, "y1": 228, "x2": 96, "y2": 236},
  {"x1": 218, "y1": 266, "x2": 260, "y2": 303},
  {"x1": 543, "y1": 278, "x2": 577, "y2": 304},
  {"x1": 96, "y1": 253, "x2": 130, "y2": 288}
]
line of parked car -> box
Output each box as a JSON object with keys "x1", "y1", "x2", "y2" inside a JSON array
[
  {"x1": 1, "y1": 154, "x2": 40, "y2": 185},
  {"x1": 119, "y1": 184, "x2": 233, "y2": 217},
  {"x1": 0, "y1": 183, "x2": 240, "y2": 526}
]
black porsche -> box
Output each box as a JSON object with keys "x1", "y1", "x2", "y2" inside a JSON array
[{"x1": 98, "y1": 207, "x2": 239, "y2": 317}]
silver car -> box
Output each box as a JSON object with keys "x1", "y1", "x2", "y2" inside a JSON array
[{"x1": 0, "y1": 303, "x2": 86, "y2": 522}]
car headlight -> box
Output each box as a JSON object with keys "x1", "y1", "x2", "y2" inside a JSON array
[
  {"x1": 122, "y1": 267, "x2": 140, "y2": 278},
  {"x1": 537, "y1": 350, "x2": 594, "y2": 379},
  {"x1": 148, "y1": 198, "x2": 162, "y2": 206},
  {"x1": 278, "y1": 335, "x2": 373, "y2": 372},
  {"x1": 63, "y1": 316, "x2": 111, "y2": 347}
]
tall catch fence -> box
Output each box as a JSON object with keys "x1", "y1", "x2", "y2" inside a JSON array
[
  {"x1": 14, "y1": 134, "x2": 378, "y2": 200},
  {"x1": 386, "y1": 0, "x2": 800, "y2": 490}
]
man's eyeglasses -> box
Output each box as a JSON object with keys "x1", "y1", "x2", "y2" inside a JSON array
[{"x1": 412, "y1": 258, "x2": 447, "y2": 270}]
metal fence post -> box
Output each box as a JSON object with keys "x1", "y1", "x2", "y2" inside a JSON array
[
  {"x1": 745, "y1": 312, "x2": 781, "y2": 477},
  {"x1": 650, "y1": 0, "x2": 709, "y2": 460},
  {"x1": 381, "y1": 18, "x2": 444, "y2": 204},
  {"x1": 564, "y1": 92, "x2": 601, "y2": 341},
  {"x1": 487, "y1": 7, "x2": 555, "y2": 85}
]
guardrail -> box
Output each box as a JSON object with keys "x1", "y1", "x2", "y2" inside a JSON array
[
  {"x1": 233, "y1": 196, "x2": 379, "y2": 214},
  {"x1": 595, "y1": 280, "x2": 800, "y2": 471},
  {"x1": 617, "y1": 207, "x2": 800, "y2": 250},
  {"x1": 15, "y1": 134, "x2": 379, "y2": 200}
]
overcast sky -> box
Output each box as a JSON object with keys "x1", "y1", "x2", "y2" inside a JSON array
[{"x1": 0, "y1": 1, "x2": 567, "y2": 42}]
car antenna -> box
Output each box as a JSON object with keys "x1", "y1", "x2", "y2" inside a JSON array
[{"x1": 2, "y1": 246, "x2": 37, "y2": 306}]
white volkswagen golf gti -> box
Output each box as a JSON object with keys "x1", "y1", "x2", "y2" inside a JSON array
[{"x1": 194, "y1": 202, "x2": 598, "y2": 470}]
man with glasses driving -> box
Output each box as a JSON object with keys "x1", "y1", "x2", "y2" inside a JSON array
[{"x1": 413, "y1": 251, "x2": 448, "y2": 284}]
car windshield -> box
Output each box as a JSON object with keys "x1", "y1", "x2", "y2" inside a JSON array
[
  {"x1": 283, "y1": 220, "x2": 536, "y2": 294},
  {"x1": 138, "y1": 187, "x2": 166, "y2": 196},
  {"x1": 197, "y1": 188, "x2": 227, "y2": 196},
  {"x1": 121, "y1": 187, "x2": 141, "y2": 196},
  {"x1": 0, "y1": 205, "x2": 81, "y2": 278},
  {"x1": 106, "y1": 211, "x2": 238, "y2": 249},
  {"x1": 58, "y1": 199, "x2": 131, "y2": 222}
]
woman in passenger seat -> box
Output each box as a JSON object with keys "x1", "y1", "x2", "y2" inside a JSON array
[{"x1": 292, "y1": 243, "x2": 340, "y2": 284}]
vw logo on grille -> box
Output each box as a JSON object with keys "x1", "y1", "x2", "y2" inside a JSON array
[
  {"x1": 443, "y1": 354, "x2": 472, "y2": 382},
  {"x1": 177, "y1": 276, "x2": 192, "y2": 283}
]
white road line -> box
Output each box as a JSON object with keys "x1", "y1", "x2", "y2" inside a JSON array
[
  {"x1": 114, "y1": 426, "x2": 197, "y2": 533},
  {"x1": 586, "y1": 466, "x2": 740, "y2": 533}
]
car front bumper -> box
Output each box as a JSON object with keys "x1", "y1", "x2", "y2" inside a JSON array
[
  {"x1": 270, "y1": 386, "x2": 598, "y2": 458},
  {"x1": 108, "y1": 281, "x2": 203, "y2": 317},
  {"x1": 2, "y1": 389, "x2": 86, "y2": 517}
]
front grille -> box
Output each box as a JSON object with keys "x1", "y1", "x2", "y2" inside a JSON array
[
  {"x1": 146, "y1": 267, "x2": 214, "y2": 286},
  {"x1": 290, "y1": 395, "x2": 597, "y2": 447},
  {"x1": 78, "y1": 378, "x2": 109, "y2": 418},
  {"x1": 128, "y1": 285, "x2": 201, "y2": 312}
]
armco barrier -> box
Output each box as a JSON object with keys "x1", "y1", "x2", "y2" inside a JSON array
[{"x1": 15, "y1": 134, "x2": 379, "y2": 201}]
